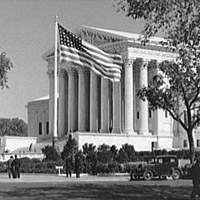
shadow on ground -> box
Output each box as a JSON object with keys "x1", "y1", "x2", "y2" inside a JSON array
[{"x1": 0, "y1": 182, "x2": 191, "y2": 200}]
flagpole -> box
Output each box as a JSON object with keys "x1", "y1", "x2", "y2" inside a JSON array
[{"x1": 53, "y1": 15, "x2": 58, "y2": 149}]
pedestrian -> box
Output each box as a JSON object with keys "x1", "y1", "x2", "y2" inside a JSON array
[
  {"x1": 11, "y1": 154, "x2": 21, "y2": 179},
  {"x1": 7, "y1": 156, "x2": 14, "y2": 179},
  {"x1": 65, "y1": 154, "x2": 73, "y2": 178},
  {"x1": 190, "y1": 157, "x2": 200, "y2": 199},
  {"x1": 75, "y1": 151, "x2": 82, "y2": 178}
]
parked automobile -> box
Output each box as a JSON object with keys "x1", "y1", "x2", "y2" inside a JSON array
[{"x1": 130, "y1": 155, "x2": 182, "y2": 180}]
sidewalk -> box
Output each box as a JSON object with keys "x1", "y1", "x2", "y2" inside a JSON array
[{"x1": 0, "y1": 173, "x2": 130, "y2": 183}]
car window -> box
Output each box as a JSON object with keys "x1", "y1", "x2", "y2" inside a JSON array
[
  {"x1": 170, "y1": 158, "x2": 176, "y2": 163},
  {"x1": 148, "y1": 158, "x2": 155, "y2": 164},
  {"x1": 157, "y1": 158, "x2": 163, "y2": 164},
  {"x1": 164, "y1": 157, "x2": 170, "y2": 163}
]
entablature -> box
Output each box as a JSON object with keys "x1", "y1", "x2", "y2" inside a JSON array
[{"x1": 99, "y1": 41, "x2": 177, "y2": 62}]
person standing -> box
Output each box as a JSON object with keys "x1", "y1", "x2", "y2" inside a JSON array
[
  {"x1": 190, "y1": 157, "x2": 200, "y2": 199},
  {"x1": 75, "y1": 151, "x2": 82, "y2": 178},
  {"x1": 7, "y1": 156, "x2": 13, "y2": 179},
  {"x1": 11, "y1": 154, "x2": 21, "y2": 179},
  {"x1": 65, "y1": 154, "x2": 73, "y2": 178}
]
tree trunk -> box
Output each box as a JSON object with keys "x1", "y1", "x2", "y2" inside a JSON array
[{"x1": 187, "y1": 130, "x2": 195, "y2": 164}]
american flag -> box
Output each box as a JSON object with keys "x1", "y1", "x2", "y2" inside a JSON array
[{"x1": 58, "y1": 23, "x2": 122, "y2": 82}]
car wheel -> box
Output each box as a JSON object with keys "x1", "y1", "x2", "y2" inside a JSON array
[
  {"x1": 172, "y1": 169, "x2": 181, "y2": 180},
  {"x1": 143, "y1": 170, "x2": 153, "y2": 180}
]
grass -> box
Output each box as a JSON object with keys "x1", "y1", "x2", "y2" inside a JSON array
[{"x1": 0, "y1": 179, "x2": 193, "y2": 200}]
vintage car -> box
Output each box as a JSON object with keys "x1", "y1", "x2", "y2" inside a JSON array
[{"x1": 130, "y1": 155, "x2": 182, "y2": 180}]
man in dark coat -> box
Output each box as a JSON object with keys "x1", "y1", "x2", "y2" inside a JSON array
[
  {"x1": 65, "y1": 154, "x2": 73, "y2": 178},
  {"x1": 75, "y1": 151, "x2": 82, "y2": 178},
  {"x1": 7, "y1": 156, "x2": 13, "y2": 179},
  {"x1": 11, "y1": 154, "x2": 21, "y2": 179},
  {"x1": 190, "y1": 157, "x2": 200, "y2": 199}
]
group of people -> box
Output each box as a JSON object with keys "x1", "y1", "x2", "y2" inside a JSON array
[
  {"x1": 64, "y1": 151, "x2": 82, "y2": 178},
  {"x1": 7, "y1": 154, "x2": 21, "y2": 179}
]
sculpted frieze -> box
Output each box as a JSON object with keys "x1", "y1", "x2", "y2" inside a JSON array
[
  {"x1": 77, "y1": 29, "x2": 122, "y2": 46},
  {"x1": 94, "y1": 41, "x2": 127, "y2": 56}
]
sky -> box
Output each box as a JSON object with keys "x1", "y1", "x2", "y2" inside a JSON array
[{"x1": 0, "y1": 0, "x2": 144, "y2": 122}]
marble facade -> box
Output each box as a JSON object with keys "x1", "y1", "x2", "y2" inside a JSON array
[{"x1": 27, "y1": 26, "x2": 197, "y2": 151}]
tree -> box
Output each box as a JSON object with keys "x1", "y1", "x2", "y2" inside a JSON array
[
  {"x1": 0, "y1": 52, "x2": 13, "y2": 89},
  {"x1": 115, "y1": 0, "x2": 200, "y2": 163},
  {"x1": 41, "y1": 145, "x2": 61, "y2": 161},
  {"x1": 0, "y1": 118, "x2": 28, "y2": 136},
  {"x1": 61, "y1": 135, "x2": 78, "y2": 160},
  {"x1": 82, "y1": 143, "x2": 97, "y2": 174},
  {"x1": 97, "y1": 144, "x2": 113, "y2": 164},
  {"x1": 117, "y1": 143, "x2": 136, "y2": 163}
]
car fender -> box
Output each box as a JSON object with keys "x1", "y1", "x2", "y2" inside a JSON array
[
  {"x1": 144, "y1": 167, "x2": 156, "y2": 175},
  {"x1": 170, "y1": 167, "x2": 181, "y2": 174}
]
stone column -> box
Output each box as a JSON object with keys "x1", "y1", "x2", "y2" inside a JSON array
[
  {"x1": 90, "y1": 71, "x2": 99, "y2": 132},
  {"x1": 133, "y1": 65, "x2": 137, "y2": 131},
  {"x1": 47, "y1": 70, "x2": 54, "y2": 137},
  {"x1": 112, "y1": 81, "x2": 122, "y2": 133},
  {"x1": 78, "y1": 68, "x2": 90, "y2": 132},
  {"x1": 58, "y1": 69, "x2": 67, "y2": 137},
  {"x1": 67, "y1": 68, "x2": 78, "y2": 133},
  {"x1": 138, "y1": 59, "x2": 149, "y2": 135},
  {"x1": 124, "y1": 59, "x2": 135, "y2": 134},
  {"x1": 100, "y1": 77, "x2": 109, "y2": 133}
]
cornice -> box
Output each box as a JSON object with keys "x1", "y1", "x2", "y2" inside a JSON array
[{"x1": 99, "y1": 41, "x2": 177, "y2": 62}]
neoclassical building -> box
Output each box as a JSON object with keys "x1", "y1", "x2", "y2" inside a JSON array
[{"x1": 27, "y1": 26, "x2": 200, "y2": 151}]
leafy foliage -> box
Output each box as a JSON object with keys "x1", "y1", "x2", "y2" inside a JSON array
[
  {"x1": 61, "y1": 135, "x2": 78, "y2": 160},
  {"x1": 1, "y1": 144, "x2": 198, "y2": 174},
  {"x1": 115, "y1": 0, "x2": 200, "y2": 40},
  {"x1": 0, "y1": 118, "x2": 28, "y2": 136},
  {"x1": 115, "y1": 0, "x2": 200, "y2": 163},
  {"x1": 0, "y1": 52, "x2": 13, "y2": 89},
  {"x1": 97, "y1": 144, "x2": 113, "y2": 164},
  {"x1": 41, "y1": 145, "x2": 61, "y2": 161},
  {"x1": 82, "y1": 143, "x2": 97, "y2": 174},
  {"x1": 117, "y1": 143, "x2": 136, "y2": 163}
]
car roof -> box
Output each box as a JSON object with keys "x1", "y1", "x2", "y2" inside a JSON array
[{"x1": 156, "y1": 155, "x2": 177, "y2": 158}]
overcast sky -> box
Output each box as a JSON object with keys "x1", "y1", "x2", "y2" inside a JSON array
[{"x1": 0, "y1": 0, "x2": 144, "y2": 122}]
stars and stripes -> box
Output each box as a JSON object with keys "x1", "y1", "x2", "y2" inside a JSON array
[{"x1": 58, "y1": 23, "x2": 122, "y2": 82}]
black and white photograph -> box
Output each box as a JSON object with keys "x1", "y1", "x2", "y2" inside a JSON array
[{"x1": 0, "y1": 0, "x2": 199, "y2": 199}]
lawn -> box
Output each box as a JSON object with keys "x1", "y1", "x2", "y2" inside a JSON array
[{"x1": 0, "y1": 177, "x2": 193, "y2": 200}]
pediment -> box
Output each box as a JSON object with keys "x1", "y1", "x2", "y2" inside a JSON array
[{"x1": 42, "y1": 25, "x2": 167, "y2": 61}]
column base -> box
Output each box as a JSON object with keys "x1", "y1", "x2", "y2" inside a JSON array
[
  {"x1": 90, "y1": 129, "x2": 98, "y2": 133},
  {"x1": 112, "y1": 128, "x2": 122, "y2": 134},
  {"x1": 52, "y1": 136, "x2": 58, "y2": 149},
  {"x1": 124, "y1": 129, "x2": 137, "y2": 135},
  {"x1": 100, "y1": 129, "x2": 109, "y2": 133},
  {"x1": 138, "y1": 130, "x2": 151, "y2": 135}
]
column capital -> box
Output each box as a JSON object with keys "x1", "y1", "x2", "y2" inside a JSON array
[
  {"x1": 47, "y1": 70, "x2": 54, "y2": 78},
  {"x1": 123, "y1": 58, "x2": 135, "y2": 68},
  {"x1": 58, "y1": 69, "x2": 66, "y2": 78},
  {"x1": 77, "y1": 67, "x2": 90, "y2": 76},
  {"x1": 133, "y1": 58, "x2": 150, "y2": 69},
  {"x1": 142, "y1": 58, "x2": 151, "y2": 68},
  {"x1": 66, "y1": 67, "x2": 77, "y2": 76}
]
